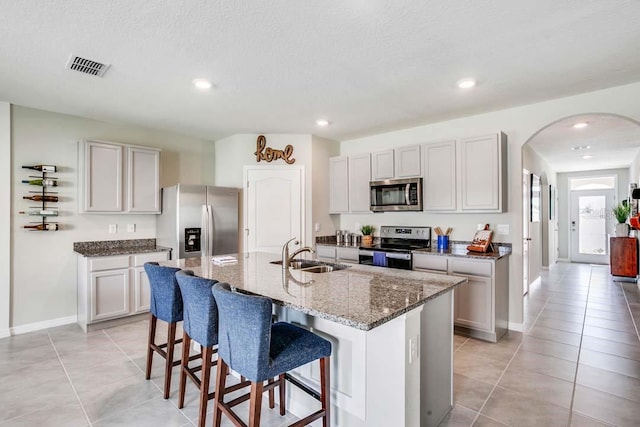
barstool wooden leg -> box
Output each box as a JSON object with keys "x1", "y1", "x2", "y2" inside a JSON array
[
  {"x1": 145, "y1": 314, "x2": 157, "y2": 380},
  {"x1": 320, "y1": 357, "x2": 330, "y2": 427},
  {"x1": 278, "y1": 373, "x2": 286, "y2": 416},
  {"x1": 248, "y1": 381, "x2": 264, "y2": 427},
  {"x1": 197, "y1": 346, "x2": 213, "y2": 427},
  {"x1": 164, "y1": 321, "x2": 177, "y2": 399},
  {"x1": 178, "y1": 331, "x2": 190, "y2": 408},
  {"x1": 212, "y1": 358, "x2": 229, "y2": 427},
  {"x1": 268, "y1": 378, "x2": 275, "y2": 409}
]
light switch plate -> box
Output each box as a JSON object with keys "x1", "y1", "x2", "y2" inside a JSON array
[
  {"x1": 314, "y1": 223, "x2": 320, "y2": 232},
  {"x1": 108, "y1": 224, "x2": 117, "y2": 234},
  {"x1": 497, "y1": 224, "x2": 510, "y2": 235},
  {"x1": 127, "y1": 224, "x2": 136, "y2": 233}
]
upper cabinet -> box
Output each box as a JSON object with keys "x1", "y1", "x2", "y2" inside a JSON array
[
  {"x1": 371, "y1": 145, "x2": 421, "y2": 180},
  {"x1": 329, "y1": 154, "x2": 371, "y2": 214},
  {"x1": 79, "y1": 140, "x2": 161, "y2": 214},
  {"x1": 423, "y1": 132, "x2": 507, "y2": 213},
  {"x1": 329, "y1": 156, "x2": 349, "y2": 213}
]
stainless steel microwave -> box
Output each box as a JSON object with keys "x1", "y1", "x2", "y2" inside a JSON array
[{"x1": 370, "y1": 178, "x2": 423, "y2": 212}]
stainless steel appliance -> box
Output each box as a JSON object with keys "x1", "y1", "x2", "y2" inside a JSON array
[
  {"x1": 359, "y1": 226, "x2": 431, "y2": 270},
  {"x1": 156, "y1": 184, "x2": 239, "y2": 260},
  {"x1": 370, "y1": 177, "x2": 423, "y2": 212}
]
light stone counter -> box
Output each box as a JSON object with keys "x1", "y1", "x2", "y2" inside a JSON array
[{"x1": 162, "y1": 251, "x2": 465, "y2": 331}]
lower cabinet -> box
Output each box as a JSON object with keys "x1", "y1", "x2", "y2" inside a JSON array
[
  {"x1": 78, "y1": 251, "x2": 169, "y2": 332},
  {"x1": 316, "y1": 244, "x2": 360, "y2": 264},
  {"x1": 336, "y1": 246, "x2": 360, "y2": 263},
  {"x1": 316, "y1": 244, "x2": 336, "y2": 261},
  {"x1": 413, "y1": 253, "x2": 509, "y2": 342}
]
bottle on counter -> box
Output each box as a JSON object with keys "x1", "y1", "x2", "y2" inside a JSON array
[
  {"x1": 22, "y1": 165, "x2": 57, "y2": 173},
  {"x1": 19, "y1": 210, "x2": 59, "y2": 217},
  {"x1": 23, "y1": 223, "x2": 59, "y2": 231},
  {"x1": 21, "y1": 178, "x2": 58, "y2": 187},
  {"x1": 23, "y1": 194, "x2": 59, "y2": 202}
]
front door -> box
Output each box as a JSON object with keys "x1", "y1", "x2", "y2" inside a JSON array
[
  {"x1": 245, "y1": 166, "x2": 304, "y2": 254},
  {"x1": 570, "y1": 189, "x2": 615, "y2": 264}
]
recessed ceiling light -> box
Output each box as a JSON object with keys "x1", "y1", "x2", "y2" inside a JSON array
[
  {"x1": 457, "y1": 78, "x2": 476, "y2": 89},
  {"x1": 583, "y1": 155, "x2": 593, "y2": 159},
  {"x1": 192, "y1": 78, "x2": 212, "y2": 90},
  {"x1": 571, "y1": 145, "x2": 591, "y2": 151},
  {"x1": 316, "y1": 119, "x2": 330, "y2": 126},
  {"x1": 573, "y1": 122, "x2": 588, "y2": 129}
]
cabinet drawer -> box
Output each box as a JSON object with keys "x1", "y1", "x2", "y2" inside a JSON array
[
  {"x1": 413, "y1": 254, "x2": 448, "y2": 272},
  {"x1": 316, "y1": 245, "x2": 336, "y2": 261},
  {"x1": 450, "y1": 259, "x2": 492, "y2": 277},
  {"x1": 89, "y1": 256, "x2": 130, "y2": 272},
  {"x1": 134, "y1": 252, "x2": 169, "y2": 267},
  {"x1": 336, "y1": 247, "x2": 359, "y2": 263}
]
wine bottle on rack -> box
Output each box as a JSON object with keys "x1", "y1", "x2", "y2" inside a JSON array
[
  {"x1": 21, "y1": 178, "x2": 58, "y2": 187},
  {"x1": 23, "y1": 194, "x2": 58, "y2": 202},
  {"x1": 19, "y1": 210, "x2": 59, "y2": 217},
  {"x1": 22, "y1": 165, "x2": 56, "y2": 173},
  {"x1": 24, "y1": 223, "x2": 59, "y2": 231}
]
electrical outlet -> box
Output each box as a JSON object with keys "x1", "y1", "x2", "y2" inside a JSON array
[
  {"x1": 497, "y1": 224, "x2": 509, "y2": 235},
  {"x1": 409, "y1": 335, "x2": 420, "y2": 364},
  {"x1": 127, "y1": 224, "x2": 136, "y2": 233},
  {"x1": 108, "y1": 224, "x2": 117, "y2": 234},
  {"x1": 314, "y1": 223, "x2": 320, "y2": 232}
]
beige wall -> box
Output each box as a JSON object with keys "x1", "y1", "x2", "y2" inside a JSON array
[
  {"x1": 10, "y1": 106, "x2": 215, "y2": 329},
  {"x1": 0, "y1": 103, "x2": 10, "y2": 337},
  {"x1": 339, "y1": 81, "x2": 640, "y2": 329}
]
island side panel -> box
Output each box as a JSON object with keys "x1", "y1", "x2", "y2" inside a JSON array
[{"x1": 421, "y1": 290, "x2": 454, "y2": 427}]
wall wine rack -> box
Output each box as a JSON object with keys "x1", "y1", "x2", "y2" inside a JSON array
[{"x1": 21, "y1": 165, "x2": 60, "y2": 231}]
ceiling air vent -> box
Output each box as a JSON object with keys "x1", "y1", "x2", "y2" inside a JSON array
[{"x1": 65, "y1": 55, "x2": 110, "y2": 77}]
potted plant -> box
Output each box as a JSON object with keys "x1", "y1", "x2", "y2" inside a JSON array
[
  {"x1": 360, "y1": 225, "x2": 375, "y2": 246},
  {"x1": 613, "y1": 201, "x2": 631, "y2": 237}
]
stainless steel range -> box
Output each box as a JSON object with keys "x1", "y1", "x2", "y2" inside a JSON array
[{"x1": 359, "y1": 226, "x2": 431, "y2": 270}]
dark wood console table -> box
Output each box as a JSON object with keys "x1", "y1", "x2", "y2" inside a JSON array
[{"x1": 609, "y1": 237, "x2": 638, "y2": 278}]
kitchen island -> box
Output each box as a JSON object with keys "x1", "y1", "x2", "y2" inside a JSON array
[{"x1": 163, "y1": 252, "x2": 466, "y2": 427}]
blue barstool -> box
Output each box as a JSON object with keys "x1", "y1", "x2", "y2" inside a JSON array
[
  {"x1": 211, "y1": 282, "x2": 332, "y2": 427},
  {"x1": 143, "y1": 262, "x2": 184, "y2": 399},
  {"x1": 175, "y1": 271, "x2": 250, "y2": 427}
]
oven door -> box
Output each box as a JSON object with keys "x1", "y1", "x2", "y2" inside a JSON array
[{"x1": 359, "y1": 250, "x2": 412, "y2": 270}]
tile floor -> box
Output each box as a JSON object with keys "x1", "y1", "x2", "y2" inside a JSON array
[{"x1": 1, "y1": 261, "x2": 639, "y2": 426}]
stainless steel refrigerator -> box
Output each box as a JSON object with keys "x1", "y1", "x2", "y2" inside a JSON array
[{"x1": 156, "y1": 184, "x2": 239, "y2": 260}]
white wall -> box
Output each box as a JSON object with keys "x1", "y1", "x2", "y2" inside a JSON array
[
  {"x1": 556, "y1": 168, "x2": 629, "y2": 260},
  {"x1": 0, "y1": 103, "x2": 10, "y2": 337},
  {"x1": 311, "y1": 135, "x2": 340, "y2": 239},
  {"x1": 339, "y1": 81, "x2": 640, "y2": 329},
  {"x1": 10, "y1": 106, "x2": 215, "y2": 329}
]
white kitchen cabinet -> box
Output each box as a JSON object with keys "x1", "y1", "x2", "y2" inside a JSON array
[
  {"x1": 336, "y1": 246, "x2": 360, "y2": 263},
  {"x1": 77, "y1": 250, "x2": 169, "y2": 332},
  {"x1": 422, "y1": 140, "x2": 457, "y2": 211},
  {"x1": 329, "y1": 156, "x2": 349, "y2": 213},
  {"x1": 394, "y1": 144, "x2": 421, "y2": 177},
  {"x1": 79, "y1": 139, "x2": 161, "y2": 214},
  {"x1": 413, "y1": 252, "x2": 509, "y2": 342},
  {"x1": 422, "y1": 132, "x2": 507, "y2": 213},
  {"x1": 371, "y1": 149, "x2": 395, "y2": 180},
  {"x1": 459, "y1": 132, "x2": 507, "y2": 212},
  {"x1": 315, "y1": 245, "x2": 336, "y2": 261},
  {"x1": 348, "y1": 153, "x2": 371, "y2": 213}
]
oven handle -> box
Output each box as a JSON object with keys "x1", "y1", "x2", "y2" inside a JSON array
[
  {"x1": 359, "y1": 250, "x2": 375, "y2": 256},
  {"x1": 386, "y1": 252, "x2": 411, "y2": 260}
]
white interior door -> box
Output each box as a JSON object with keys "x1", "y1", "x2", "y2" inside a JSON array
[
  {"x1": 245, "y1": 167, "x2": 304, "y2": 254},
  {"x1": 570, "y1": 189, "x2": 614, "y2": 264}
]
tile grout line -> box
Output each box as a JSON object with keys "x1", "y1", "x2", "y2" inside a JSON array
[
  {"x1": 46, "y1": 331, "x2": 94, "y2": 427},
  {"x1": 101, "y1": 328, "x2": 197, "y2": 426}
]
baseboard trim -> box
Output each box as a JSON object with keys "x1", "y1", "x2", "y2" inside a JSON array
[
  {"x1": 508, "y1": 322, "x2": 525, "y2": 332},
  {"x1": 0, "y1": 328, "x2": 10, "y2": 339},
  {"x1": 10, "y1": 315, "x2": 77, "y2": 336},
  {"x1": 557, "y1": 258, "x2": 570, "y2": 262}
]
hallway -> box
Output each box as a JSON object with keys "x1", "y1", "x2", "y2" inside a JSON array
[{"x1": 443, "y1": 262, "x2": 640, "y2": 426}]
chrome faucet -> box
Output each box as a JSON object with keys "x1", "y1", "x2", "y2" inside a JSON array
[{"x1": 281, "y1": 237, "x2": 315, "y2": 269}]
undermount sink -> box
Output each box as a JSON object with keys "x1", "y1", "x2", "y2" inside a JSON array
[{"x1": 270, "y1": 259, "x2": 350, "y2": 273}]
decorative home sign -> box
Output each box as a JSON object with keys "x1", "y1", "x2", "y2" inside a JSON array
[{"x1": 254, "y1": 135, "x2": 295, "y2": 164}]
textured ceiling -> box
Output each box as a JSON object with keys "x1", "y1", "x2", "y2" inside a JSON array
[{"x1": 1, "y1": 1, "x2": 640, "y2": 145}]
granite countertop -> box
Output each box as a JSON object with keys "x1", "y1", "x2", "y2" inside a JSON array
[
  {"x1": 161, "y1": 252, "x2": 465, "y2": 331},
  {"x1": 412, "y1": 242, "x2": 512, "y2": 260},
  {"x1": 74, "y1": 239, "x2": 171, "y2": 257}
]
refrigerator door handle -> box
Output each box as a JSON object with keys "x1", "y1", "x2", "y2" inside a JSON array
[
  {"x1": 207, "y1": 205, "x2": 214, "y2": 256},
  {"x1": 201, "y1": 205, "x2": 209, "y2": 257}
]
